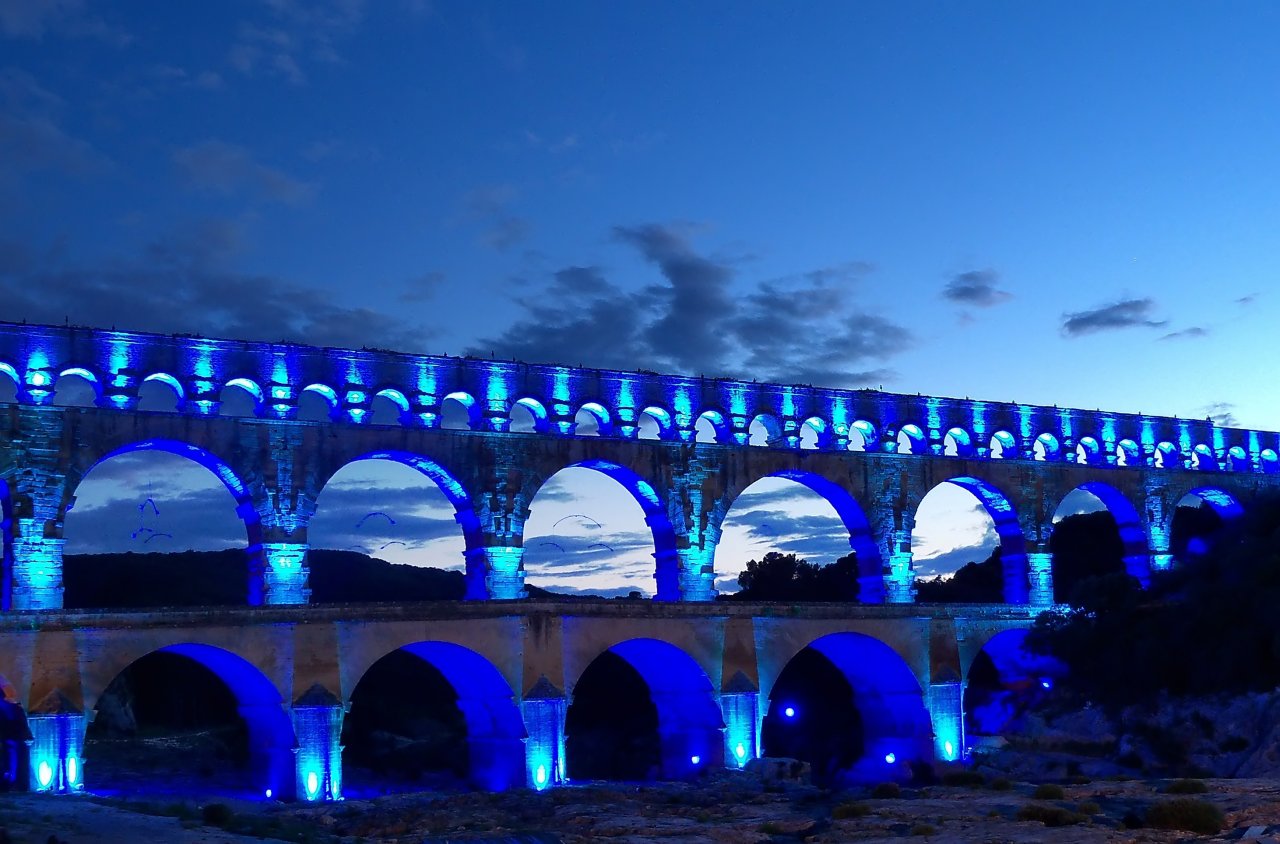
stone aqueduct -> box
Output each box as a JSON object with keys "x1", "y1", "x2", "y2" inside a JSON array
[{"x1": 0, "y1": 321, "x2": 1275, "y2": 800}]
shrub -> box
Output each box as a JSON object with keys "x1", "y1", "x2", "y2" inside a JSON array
[
  {"x1": 832, "y1": 801, "x2": 871, "y2": 819},
  {"x1": 940, "y1": 771, "x2": 986, "y2": 787},
  {"x1": 1032, "y1": 783, "x2": 1065, "y2": 800},
  {"x1": 988, "y1": 777, "x2": 1014, "y2": 791},
  {"x1": 1163, "y1": 778, "x2": 1208, "y2": 795},
  {"x1": 871, "y1": 782, "x2": 902, "y2": 799},
  {"x1": 758, "y1": 821, "x2": 783, "y2": 835},
  {"x1": 1016, "y1": 804, "x2": 1087, "y2": 827},
  {"x1": 910, "y1": 823, "x2": 937, "y2": 836},
  {"x1": 1077, "y1": 801, "x2": 1102, "y2": 815},
  {"x1": 1145, "y1": 798, "x2": 1224, "y2": 835},
  {"x1": 1219, "y1": 735, "x2": 1250, "y2": 753},
  {"x1": 200, "y1": 803, "x2": 233, "y2": 827}
]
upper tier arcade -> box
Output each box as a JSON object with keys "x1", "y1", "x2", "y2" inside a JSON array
[{"x1": 0, "y1": 321, "x2": 1271, "y2": 470}]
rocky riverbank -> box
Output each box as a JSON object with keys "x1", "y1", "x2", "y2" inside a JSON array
[{"x1": 2, "y1": 770, "x2": 1278, "y2": 843}]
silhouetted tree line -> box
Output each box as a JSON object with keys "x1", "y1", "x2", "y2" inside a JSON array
[
  {"x1": 62, "y1": 549, "x2": 565, "y2": 608},
  {"x1": 1030, "y1": 495, "x2": 1280, "y2": 706},
  {"x1": 726, "y1": 551, "x2": 861, "y2": 601}
]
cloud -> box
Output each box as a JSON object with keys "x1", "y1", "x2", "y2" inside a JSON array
[
  {"x1": 1201, "y1": 402, "x2": 1237, "y2": 428},
  {"x1": 398, "y1": 271, "x2": 445, "y2": 303},
  {"x1": 1061, "y1": 297, "x2": 1168, "y2": 337},
  {"x1": 1236, "y1": 293, "x2": 1258, "y2": 307},
  {"x1": 173, "y1": 140, "x2": 315, "y2": 205},
  {"x1": 461, "y1": 184, "x2": 532, "y2": 252},
  {"x1": 0, "y1": 0, "x2": 130, "y2": 44},
  {"x1": 470, "y1": 222, "x2": 907, "y2": 388},
  {"x1": 0, "y1": 220, "x2": 434, "y2": 349},
  {"x1": 1160, "y1": 326, "x2": 1209, "y2": 341},
  {"x1": 229, "y1": 0, "x2": 367, "y2": 84},
  {"x1": 0, "y1": 68, "x2": 110, "y2": 183},
  {"x1": 942, "y1": 269, "x2": 1012, "y2": 307}
]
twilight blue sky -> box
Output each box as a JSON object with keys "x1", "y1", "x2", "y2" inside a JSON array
[{"x1": 9, "y1": 2, "x2": 1275, "y2": 593}]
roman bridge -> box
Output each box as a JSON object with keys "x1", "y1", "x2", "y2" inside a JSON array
[
  {"x1": 0, "y1": 320, "x2": 1278, "y2": 798},
  {"x1": 3, "y1": 600, "x2": 1041, "y2": 800}
]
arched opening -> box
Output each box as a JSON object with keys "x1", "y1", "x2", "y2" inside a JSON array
[
  {"x1": 1153, "y1": 442, "x2": 1179, "y2": 469},
  {"x1": 1116, "y1": 439, "x2": 1140, "y2": 467},
  {"x1": 1191, "y1": 444, "x2": 1218, "y2": 471},
  {"x1": 509, "y1": 398, "x2": 548, "y2": 434},
  {"x1": 62, "y1": 443, "x2": 258, "y2": 608},
  {"x1": 308, "y1": 454, "x2": 478, "y2": 601},
  {"x1": 695, "y1": 410, "x2": 725, "y2": 444},
  {"x1": 1050, "y1": 482, "x2": 1146, "y2": 602},
  {"x1": 137, "y1": 374, "x2": 184, "y2": 413},
  {"x1": 989, "y1": 430, "x2": 1015, "y2": 459},
  {"x1": 343, "y1": 643, "x2": 524, "y2": 794},
  {"x1": 1227, "y1": 446, "x2": 1250, "y2": 471},
  {"x1": 748, "y1": 414, "x2": 780, "y2": 447},
  {"x1": 763, "y1": 633, "x2": 931, "y2": 786},
  {"x1": 1169, "y1": 487, "x2": 1242, "y2": 563},
  {"x1": 1032, "y1": 433, "x2": 1059, "y2": 462},
  {"x1": 913, "y1": 478, "x2": 1027, "y2": 604},
  {"x1": 943, "y1": 428, "x2": 973, "y2": 457},
  {"x1": 0, "y1": 363, "x2": 19, "y2": 403},
  {"x1": 1261, "y1": 449, "x2": 1279, "y2": 473},
  {"x1": 847, "y1": 420, "x2": 875, "y2": 453},
  {"x1": 1075, "y1": 437, "x2": 1100, "y2": 465},
  {"x1": 716, "y1": 473, "x2": 878, "y2": 601},
  {"x1": 636, "y1": 407, "x2": 670, "y2": 441},
  {"x1": 368, "y1": 389, "x2": 409, "y2": 427},
  {"x1": 964, "y1": 630, "x2": 1065, "y2": 744},
  {"x1": 566, "y1": 639, "x2": 721, "y2": 782},
  {"x1": 522, "y1": 463, "x2": 673, "y2": 598},
  {"x1": 798, "y1": 417, "x2": 827, "y2": 450},
  {"x1": 52, "y1": 368, "x2": 99, "y2": 408},
  {"x1": 85, "y1": 645, "x2": 294, "y2": 799},
  {"x1": 574, "y1": 402, "x2": 610, "y2": 437},
  {"x1": 441, "y1": 392, "x2": 476, "y2": 431},
  {"x1": 297, "y1": 384, "x2": 338, "y2": 423},
  {"x1": 219, "y1": 378, "x2": 261, "y2": 418},
  {"x1": 896, "y1": 424, "x2": 925, "y2": 455}
]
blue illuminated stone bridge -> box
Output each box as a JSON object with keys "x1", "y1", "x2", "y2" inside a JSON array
[{"x1": 0, "y1": 321, "x2": 1276, "y2": 799}]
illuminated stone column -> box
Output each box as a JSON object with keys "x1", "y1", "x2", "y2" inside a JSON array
[
  {"x1": 11, "y1": 525, "x2": 64, "y2": 610},
  {"x1": 1027, "y1": 551, "x2": 1054, "y2": 606},
  {"x1": 260, "y1": 542, "x2": 311, "y2": 605},
  {"x1": 522, "y1": 677, "x2": 567, "y2": 790},
  {"x1": 464, "y1": 546, "x2": 526, "y2": 600},
  {"x1": 885, "y1": 547, "x2": 915, "y2": 604},
  {"x1": 720, "y1": 674, "x2": 759, "y2": 769},
  {"x1": 292, "y1": 685, "x2": 344, "y2": 802},
  {"x1": 654, "y1": 546, "x2": 717, "y2": 602},
  {"x1": 927, "y1": 681, "x2": 964, "y2": 763},
  {"x1": 1144, "y1": 483, "x2": 1174, "y2": 573},
  {"x1": 27, "y1": 691, "x2": 84, "y2": 794}
]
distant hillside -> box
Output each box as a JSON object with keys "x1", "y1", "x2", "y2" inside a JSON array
[{"x1": 63, "y1": 549, "x2": 571, "y2": 609}]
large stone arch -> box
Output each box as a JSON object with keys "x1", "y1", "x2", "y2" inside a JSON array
[
  {"x1": 566, "y1": 636, "x2": 723, "y2": 780},
  {"x1": 719, "y1": 468, "x2": 884, "y2": 602},
  {"x1": 762, "y1": 630, "x2": 933, "y2": 783},
  {"x1": 84, "y1": 641, "x2": 296, "y2": 798},
  {"x1": 345, "y1": 639, "x2": 526, "y2": 791},
  {"x1": 921, "y1": 476, "x2": 1030, "y2": 604},
  {"x1": 1059, "y1": 481, "x2": 1150, "y2": 587},
  {"x1": 313, "y1": 449, "x2": 485, "y2": 554},
  {"x1": 523, "y1": 458, "x2": 679, "y2": 596},
  {"x1": 63, "y1": 437, "x2": 268, "y2": 602}
]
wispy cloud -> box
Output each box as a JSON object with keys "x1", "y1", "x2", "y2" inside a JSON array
[
  {"x1": 461, "y1": 184, "x2": 532, "y2": 252},
  {"x1": 1160, "y1": 326, "x2": 1209, "y2": 341},
  {"x1": 173, "y1": 140, "x2": 316, "y2": 205},
  {"x1": 0, "y1": 219, "x2": 433, "y2": 349},
  {"x1": 0, "y1": 68, "x2": 111, "y2": 184},
  {"x1": 0, "y1": 0, "x2": 131, "y2": 45},
  {"x1": 942, "y1": 269, "x2": 1012, "y2": 307},
  {"x1": 1061, "y1": 297, "x2": 1168, "y2": 337},
  {"x1": 228, "y1": 0, "x2": 368, "y2": 84},
  {"x1": 1200, "y1": 401, "x2": 1237, "y2": 427}
]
